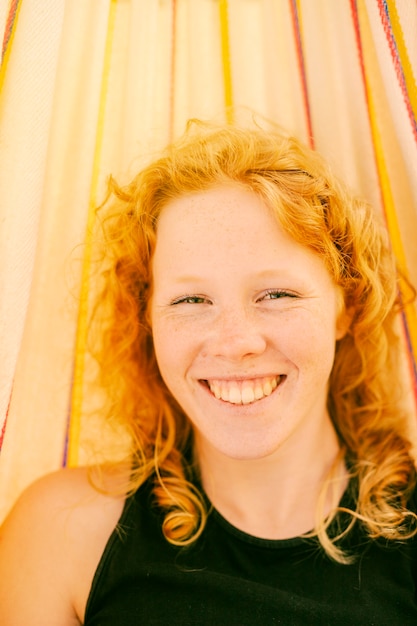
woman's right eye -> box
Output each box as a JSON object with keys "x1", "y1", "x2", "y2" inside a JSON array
[{"x1": 170, "y1": 295, "x2": 208, "y2": 305}]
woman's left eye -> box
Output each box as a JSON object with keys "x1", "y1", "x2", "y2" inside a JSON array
[{"x1": 259, "y1": 289, "x2": 297, "y2": 301}]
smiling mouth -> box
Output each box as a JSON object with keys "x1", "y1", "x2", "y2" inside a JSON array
[{"x1": 202, "y1": 375, "x2": 283, "y2": 405}]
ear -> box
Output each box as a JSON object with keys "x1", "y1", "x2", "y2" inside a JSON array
[{"x1": 335, "y1": 305, "x2": 354, "y2": 340}]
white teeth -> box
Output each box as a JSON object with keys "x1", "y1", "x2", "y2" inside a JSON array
[
  {"x1": 228, "y1": 384, "x2": 241, "y2": 404},
  {"x1": 263, "y1": 380, "x2": 272, "y2": 396},
  {"x1": 206, "y1": 376, "x2": 281, "y2": 405},
  {"x1": 220, "y1": 386, "x2": 230, "y2": 402},
  {"x1": 254, "y1": 383, "x2": 264, "y2": 400},
  {"x1": 241, "y1": 386, "x2": 255, "y2": 404},
  {"x1": 212, "y1": 384, "x2": 221, "y2": 399}
]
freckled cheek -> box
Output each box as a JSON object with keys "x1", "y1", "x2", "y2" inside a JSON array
[
  {"x1": 152, "y1": 320, "x2": 201, "y2": 379},
  {"x1": 304, "y1": 332, "x2": 337, "y2": 379},
  {"x1": 275, "y1": 319, "x2": 337, "y2": 375}
]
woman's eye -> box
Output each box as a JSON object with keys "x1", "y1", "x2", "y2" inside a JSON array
[
  {"x1": 260, "y1": 289, "x2": 297, "y2": 301},
  {"x1": 171, "y1": 295, "x2": 208, "y2": 305}
]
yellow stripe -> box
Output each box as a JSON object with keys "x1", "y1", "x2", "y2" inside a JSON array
[
  {"x1": 0, "y1": 0, "x2": 23, "y2": 96},
  {"x1": 219, "y1": 0, "x2": 233, "y2": 122},
  {"x1": 68, "y1": 0, "x2": 118, "y2": 466},
  {"x1": 386, "y1": 0, "x2": 417, "y2": 123},
  {"x1": 358, "y1": 0, "x2": 417, "y2": 362}
]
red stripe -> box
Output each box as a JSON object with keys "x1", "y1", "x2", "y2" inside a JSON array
[
  {"x1": 350, "y1": 0, "x2": 417, "y2": 410},
  {"x1": 1, "y1": 0, "x2": 20, "y2": 63},
  {"x1": 0, "y1": 387, "x2": 12, "y2": 452},
  {"x1": 349, "y1": 0, "x2": 371, "y2": 112},
  {"x1": 349, "y1": 0, "x2": 382, "y2": 207},
  {"x1": 0, "y1": 416, "x2": 8, "y2": 451},
  {"x1": 377, "y1": 0, "x2": 417, "y2": 145},
  {"x1": 400, "y1": 305, "x2": 417, "y2": 410},
  {"x1": 288, "y1": 0, "x2": 314, "y2": 148}
]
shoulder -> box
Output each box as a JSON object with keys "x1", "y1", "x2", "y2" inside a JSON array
[
  {"x1": 0, "y1": 466, "x2": 127, "y2": 542},
  {"x1": 0, "y1": 466, "x2": 126, "y2": 625}
]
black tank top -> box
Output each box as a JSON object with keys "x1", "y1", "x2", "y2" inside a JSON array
[{"x1": 84, "y1": 478, "x2": 417, "y2": 625}]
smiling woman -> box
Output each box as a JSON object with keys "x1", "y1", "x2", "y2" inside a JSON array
[
  {"x1": 151, "y1": 185, "x2": 346, "y2": 470},
  {"x1": 1, "y1": 120, "x2": 417, "y2": 624}
]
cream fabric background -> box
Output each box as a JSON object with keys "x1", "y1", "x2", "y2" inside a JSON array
[{"x1": 1, "y1": 0, "x2": 416, "y2": 521}]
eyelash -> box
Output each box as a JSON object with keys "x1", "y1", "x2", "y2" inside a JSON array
[
  {"x1": 170, "y1": 295, "x2": 209, "y2": 305},
  {"x1": 260, "y1": 289, "x2": 297, "y2": 301}
]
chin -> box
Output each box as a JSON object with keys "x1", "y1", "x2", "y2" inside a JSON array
[{"x1": 197, "y1": 431, "x2": 287, "y2": 463}]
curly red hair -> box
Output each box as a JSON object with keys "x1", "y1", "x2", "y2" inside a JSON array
[{"x1": 91, "y1": 120, "x2": 417, "y2": 562}]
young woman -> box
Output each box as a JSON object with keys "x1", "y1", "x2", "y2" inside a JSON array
[{"x1": 1, "y1": 121, "x2": 416, "y2": 625}]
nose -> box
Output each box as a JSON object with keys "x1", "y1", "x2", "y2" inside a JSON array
[{"x1": 206, "y1": 306, "x2": 267, "y2": 361}]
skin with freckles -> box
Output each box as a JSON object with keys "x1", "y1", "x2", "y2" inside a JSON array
[{"x1": 151, "y1": 185, "x2": 350, "y2": 530}]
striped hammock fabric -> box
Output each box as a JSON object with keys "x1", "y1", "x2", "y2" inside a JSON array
[{"x1": 0, "y1": 0, "x2": 416, "y2": 520}]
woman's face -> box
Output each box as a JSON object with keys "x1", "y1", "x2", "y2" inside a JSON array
[{"x1": 151, "y1": 185, "x2": 348, "y2": 462}]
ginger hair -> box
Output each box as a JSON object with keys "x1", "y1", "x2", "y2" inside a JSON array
[{"x1": 91, "y1": 119, "x2": 416, "y2": 562}]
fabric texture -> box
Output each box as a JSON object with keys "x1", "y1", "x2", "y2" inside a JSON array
[
  {"x1": 1, "y1": 0, "x2": 416, "y2": 523},
  {"x1": 84, "y1": 477, "x2": 417, "y2": 625}
]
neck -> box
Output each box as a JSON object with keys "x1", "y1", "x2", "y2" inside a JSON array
[{"x1": 195, "y1": 416, "x2": 347, "y2": 540}]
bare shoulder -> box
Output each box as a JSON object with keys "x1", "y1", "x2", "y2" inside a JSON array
[{"x1": 0, "y1": 466, "x2": 127, "y2": 625}]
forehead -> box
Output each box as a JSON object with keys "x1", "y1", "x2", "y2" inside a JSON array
[
  {"x1": 154, "y1": 185, "x2": 281, "y2": 254},
  {"x1": 152, "y1": 185, "x2": 333, "y2": 287}
]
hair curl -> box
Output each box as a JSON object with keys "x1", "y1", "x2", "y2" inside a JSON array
[{"x1": 91, "y1": 119, "x2": 416, "y2": 562}]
